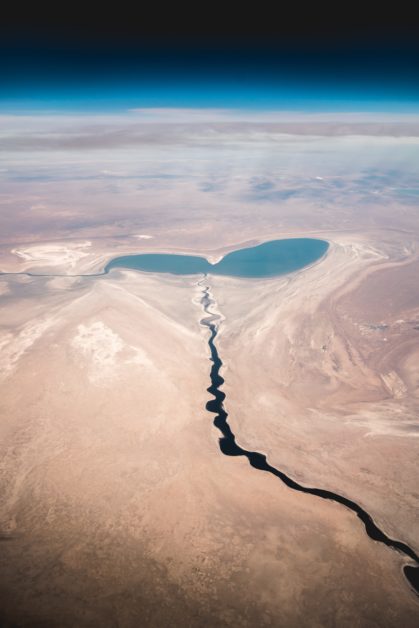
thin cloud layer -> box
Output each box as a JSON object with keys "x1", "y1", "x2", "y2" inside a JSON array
[{"x1": 1, "y1": 110, "x2": 419, "y2": 153}]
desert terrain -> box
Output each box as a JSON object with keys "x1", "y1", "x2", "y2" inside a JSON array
[{"x1": 0, "y1": 115, "x2": 419, "y2": 626}]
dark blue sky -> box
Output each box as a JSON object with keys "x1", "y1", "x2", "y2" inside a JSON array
[{"x1": 1, "y1": 14, "x2": 418, "y2": 112}]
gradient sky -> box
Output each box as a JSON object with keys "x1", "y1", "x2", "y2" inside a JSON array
[
  {"x1": 1, "y1": 12, "x2": 419, "y2": 245},
  {"x1": 1, "y1": 14, "x2": 419, "y2": 113}
]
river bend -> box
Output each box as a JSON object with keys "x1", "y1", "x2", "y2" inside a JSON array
[{"x1": 198, "y1": 278, "x2": 419, "y2": 597}]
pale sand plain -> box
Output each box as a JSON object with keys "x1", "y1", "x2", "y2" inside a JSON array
[
  {"x1": 213, "y1": 230, "x2": 419, "y2": 544},
  {"x1": 0, "y1": 228, "x2": 418, "y2": 626}
]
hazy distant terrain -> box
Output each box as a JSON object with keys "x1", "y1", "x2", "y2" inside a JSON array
[
  {"x1": 1, "y1": 112, "x2": 419, "y2": 626},
  {"x1": 1, "y1": 111, "x2": 419, "y2": 249}
]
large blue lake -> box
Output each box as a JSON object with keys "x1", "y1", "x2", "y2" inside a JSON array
[{"x1": 105, "y1": 238, "x2": 329, "y2": 278}]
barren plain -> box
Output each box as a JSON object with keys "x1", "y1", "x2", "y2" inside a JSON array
[{"x1": 0, "y1": 115, "x2": 419, "y2": 626}]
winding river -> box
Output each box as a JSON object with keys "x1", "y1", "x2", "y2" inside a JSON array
[
  {"x1": 198, "y1": 281, "x2": 419, "y2": 597},
  {"x1": 1, "y1": 237, "x2": 418, "y2": 595}
]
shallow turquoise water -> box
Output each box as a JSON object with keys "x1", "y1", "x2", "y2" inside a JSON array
[{"x1": 105, "y1": 238, "x2": 329, "y2": 278}]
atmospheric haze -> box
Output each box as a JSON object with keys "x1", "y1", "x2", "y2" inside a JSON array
[{"x1": 1, "y1": 101, "x2": 419, "y2": 624}]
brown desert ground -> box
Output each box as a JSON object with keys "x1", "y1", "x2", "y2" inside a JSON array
[
  {"x1": 1, "y1": 117, "x2": 419, "y2": 626},
  {"x1": 0, "y1": 225, "x2": 418, "y2": 627}
]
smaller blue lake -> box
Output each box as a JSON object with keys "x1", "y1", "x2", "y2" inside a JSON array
[{"x1": 105, "y1": 238, "x2": 329, "y2": 278}]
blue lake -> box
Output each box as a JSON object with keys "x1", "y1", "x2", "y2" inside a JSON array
[{"x1": 105, "y1": 238, "x2": 329, "y2": 278}]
